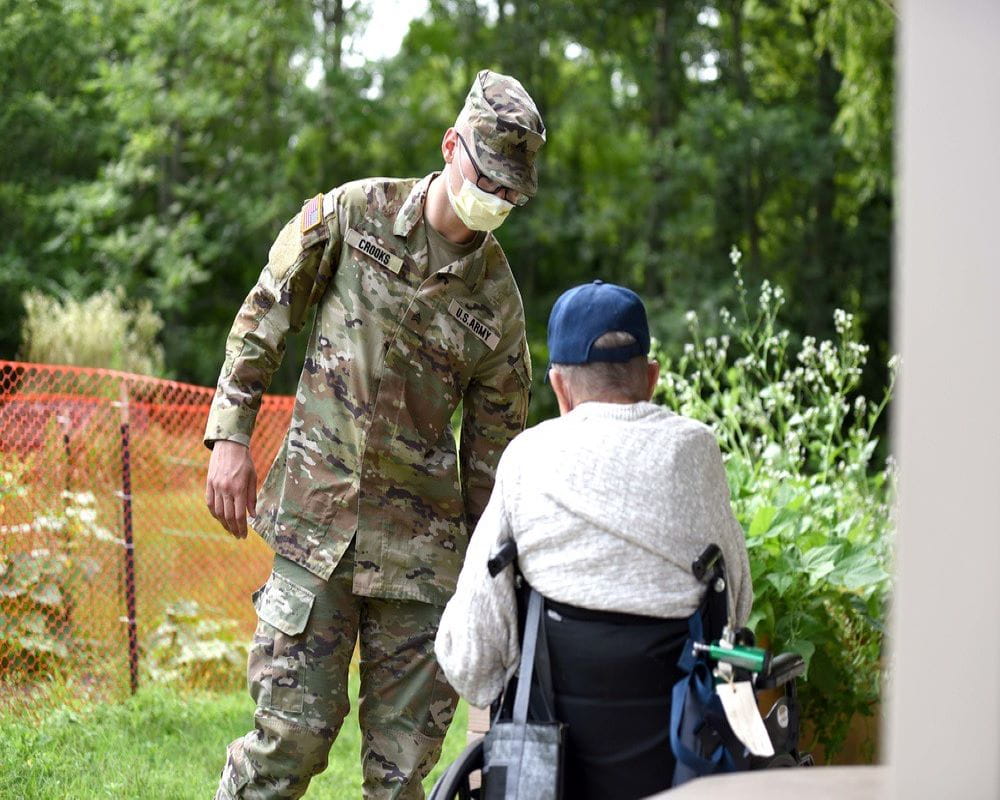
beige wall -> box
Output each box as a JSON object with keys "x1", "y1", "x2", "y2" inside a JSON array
[{"x1": 887, "y1": 1, "x2": 1000, "y2": 796}]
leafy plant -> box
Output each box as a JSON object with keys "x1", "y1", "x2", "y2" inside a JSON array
[
  {"x1": 0, "y1": 488, "x2": 107, "y2": 676},
  {"x1": 653, "y1": 248, "x2": 896, "y2": 759},
  {"x1": 144, "y1": 601, "x2": 248, "y2": 691},
  {"x1": 0, "y1": 454, "x2": 29, "y2": 517},
  {"x1": 0, "y1": 549, "x2": 74, "y2": 665}
]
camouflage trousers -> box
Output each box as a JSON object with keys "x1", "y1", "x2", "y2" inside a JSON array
[{"x1": 215, "y1": 540, "x2": 459, "y2": 800}]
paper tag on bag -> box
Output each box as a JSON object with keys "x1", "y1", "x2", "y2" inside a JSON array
[{"x1": 716, "y1": 680, "x2": 775, "y2": 756}]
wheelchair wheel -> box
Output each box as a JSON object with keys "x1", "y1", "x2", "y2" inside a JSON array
[{"x1": 427, "y1": 739, "x2": 485, "y2": 800}]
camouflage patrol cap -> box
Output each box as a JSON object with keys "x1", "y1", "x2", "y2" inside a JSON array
[{"x1": 458, "y1": 69, "x2": 546, "y2": 198}]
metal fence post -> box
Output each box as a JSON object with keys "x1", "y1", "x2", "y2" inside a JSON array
[
  {"x1": 57, "y1": 413, "x2": 72, "y2": 496},
  {"x1": 117, "y1": 383, "x2": 139, "y2": 695}
]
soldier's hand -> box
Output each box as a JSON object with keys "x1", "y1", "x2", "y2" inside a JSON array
[{"x1": 205, "y1": 440, "x2": 258, "y2": 539}]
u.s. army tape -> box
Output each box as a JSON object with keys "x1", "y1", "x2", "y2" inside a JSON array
[{"x1": 448, "y1": 300, "x2": 500, "y2": 350}]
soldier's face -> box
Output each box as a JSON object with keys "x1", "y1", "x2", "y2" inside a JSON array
[{"x1": 445, "y1": 129, "x2": 526, "y2": 207}]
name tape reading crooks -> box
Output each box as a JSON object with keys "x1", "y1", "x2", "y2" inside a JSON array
[
  {"x1": 448, "y1": 300, "x2": 500, "y2": 350},
  {"x1": 345, "y1": 228, "x2": 403, "y2": 274}
]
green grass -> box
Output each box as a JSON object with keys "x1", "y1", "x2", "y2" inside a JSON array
[{"x1": 0, "y1": 675, "x2": 469, "y2": 799}]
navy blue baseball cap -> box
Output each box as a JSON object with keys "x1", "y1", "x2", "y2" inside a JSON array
[{"x1": 546, "y1": 280, "x2": 650, "y2": 370}]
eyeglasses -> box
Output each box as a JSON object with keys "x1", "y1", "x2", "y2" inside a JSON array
[{"x1": 455, "y1": 133, "x2": 529, "y2": 207}]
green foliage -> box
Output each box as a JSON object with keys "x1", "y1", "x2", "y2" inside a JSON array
[
  {"x1": 0, "y1": 483, "x2": 107, "y2": 678},
  {"x1": 654, "y1": 252, "x2": 896, "y2": 759},
  {"x1": 804, "y1": 0, "x2": 896, "y2": 204},
  {"x1": 0, "y1": 453, "x2": 29, "y2": 516},
  {"x1": 0, "y1": 0, "x2": 894, "y2": 407},
  {"x1": 20, "y1": 287, "x2": 165, "y2": 375},
  {"x1": 143, "y1": 601, "x2": 248, "y2": 691},
  {"x1": 0, "y1": 549, "x2": 73, "y2": 667},
  {"x1": 0, "y1": 0, "x2": 113, "y2": 357}
]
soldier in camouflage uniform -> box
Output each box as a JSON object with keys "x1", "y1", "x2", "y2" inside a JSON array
[{"x1": 203, "y1": 70, "x2": 546, "y2": 799}]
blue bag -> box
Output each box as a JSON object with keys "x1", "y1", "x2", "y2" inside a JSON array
[{"x1": 669, "y1": 611, "x2": 750, "y2": 787}]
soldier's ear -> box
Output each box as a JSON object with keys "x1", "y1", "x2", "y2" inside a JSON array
[{"x1": 441, "y1": 128, "x2": 458, "y2": 164}]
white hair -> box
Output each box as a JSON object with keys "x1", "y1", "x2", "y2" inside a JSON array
[{"x1": 550, "y1": 331, "x2": 649, "y2": 402}]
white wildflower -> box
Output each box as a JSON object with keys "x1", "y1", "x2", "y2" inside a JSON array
[
  {"x1": 759, "y1": 280, "x2": 773, "y2": 308},
  {"x1": 89, "y1": 526, "x2": 123, "y2": 545},
  {"x1": 834, "y1": 309, "x2": 858, "y2": 339},
  {"x1": 0, "y1": 523, "x2": 33, "y2": 535},
  {"x1": 32, "y1": 514, "x2": 66, "y2": 532},
  {"x1": 63, "y1": 491, "x2": 95, "y2": 506}
]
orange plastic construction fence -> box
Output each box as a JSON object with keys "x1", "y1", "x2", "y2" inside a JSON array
[{"x1": 0, "y1": 360, "x2": 292, "y2": 716}]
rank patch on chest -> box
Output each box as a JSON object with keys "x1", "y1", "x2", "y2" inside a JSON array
[
  {"x1": 448, "y1": 300, "x2": 500, "y2": 351},
  {"x1": 345, "y1": 228, "x2": 403, "y2": 274},
  {"x1": 301, "y1": 194, "x2": 324, "y2": 234}
]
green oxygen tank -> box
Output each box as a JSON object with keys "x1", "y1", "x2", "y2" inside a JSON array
[{"x1": 694, "y1": 642, "x2": 771, "y2": 674}]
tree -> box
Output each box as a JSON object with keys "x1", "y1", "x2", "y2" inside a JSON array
[
  {"x1": 0, "y1": 0, "x2": 111, "y2": 357},
  {"x1": 37, "y1": 0, "x2": 315, "y2": 383},
  {"x1": 2, "y1": 0, "x2": 894, "y2": 413}
]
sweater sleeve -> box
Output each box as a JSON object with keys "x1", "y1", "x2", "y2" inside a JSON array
[
  {"x1": 435, "y1": 460, "x2": 520, "y2": 707},
  {"x1": 700, "y1": 431, "x2": 753, "y2": 626}
]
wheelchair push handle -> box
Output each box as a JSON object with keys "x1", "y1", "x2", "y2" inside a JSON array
[
  {"x1": 487, "y1": 539, "x2": 519, "y2": 577},
  {"x1": 692, "y1": 544, "x2": 723, "y2": 582}
]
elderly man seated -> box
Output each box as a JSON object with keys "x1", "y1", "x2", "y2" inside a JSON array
[{"x1": 435, "y1": 280, "x2": 752, "y2": 800}]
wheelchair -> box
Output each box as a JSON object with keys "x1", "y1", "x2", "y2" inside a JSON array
[{"x1": 429, "y1": 543, "x2": 811, "y2": 800}]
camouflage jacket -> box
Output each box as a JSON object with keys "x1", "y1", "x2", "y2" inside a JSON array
[{"x1": 205, "y1": 174, "x2": 531, "y2": 606}]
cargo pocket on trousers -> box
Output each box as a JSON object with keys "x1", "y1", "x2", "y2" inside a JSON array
[{"x1": 252, "y1": 571, "x2": 316, "y2": 715}]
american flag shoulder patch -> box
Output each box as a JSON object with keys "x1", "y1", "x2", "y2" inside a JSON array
[{"x1": 300, "y1": 194, "x2": 324, "y2": 234}]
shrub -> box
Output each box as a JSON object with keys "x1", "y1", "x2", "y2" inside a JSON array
[
  {"x1": 20, "y1": 287, "x2": 165, "y2": 376},
  {"x1": 0, "y1": 454, "x2": 29, "y2": 519},
  {"x1": 653, "y1": 248, "x2": 896, "y2": 759},
  {"x1": 0, "y1": 483, "x2": 107, "y2": 677},
  {"x1": 143, "y1": 601, "x2": 248, "y2": 691}
]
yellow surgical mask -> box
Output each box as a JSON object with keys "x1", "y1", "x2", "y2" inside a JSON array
[{"x1": 445, "y1": 164, "x2": 514, "y2": 232}]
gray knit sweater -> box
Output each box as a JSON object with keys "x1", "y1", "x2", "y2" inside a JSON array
[{"x1": 435, "y1": 401, "x2": 753, "y2": 708}]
